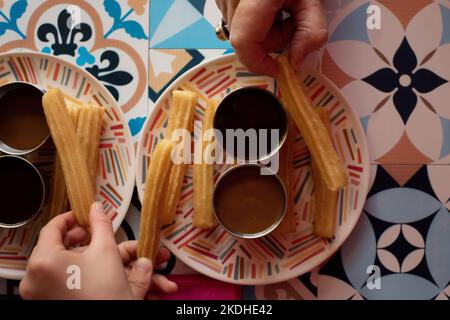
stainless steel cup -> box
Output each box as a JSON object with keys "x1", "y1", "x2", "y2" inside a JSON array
[
  {"x1": 212, "y1": 163, "x2": 287, "y2": 239},
  {"x1": 0, "y1": 81, "x2": 49, "y2": 156},
  {"x1": 0, "y1": 155, "x2": 46, "y2": 228},
  {"x1": 213, "y1": 86, "x2": 289, "y2": 163}
]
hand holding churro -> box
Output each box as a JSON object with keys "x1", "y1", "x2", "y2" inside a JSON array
[
  {"x1": 21, "y1": 205, "x2": 177, "y2": 300},
  {"x1": 42, "y1": 89, "x2": 94, "y2": 226},
  {"x1": 276, "y1": 54, "x2": 347, "y2": 191},
  {"x1": 161, "y1": 90, "x2": 198, "y2": 226},
  {"x1": 48, "y1": 105, "x2": 81, "y2": 220},
  {"x1": 313, "y1": 108, "x2": 339, "y2": 238},
  {"x1": 193, "y1": 99, "x2": 218, "y2": 229},
  {"x1": 138, "y1": 139, "x2": 176, "y2": 262},
  {"x1": 76, "y1": 104, "x2": 104, "y2": 195}
]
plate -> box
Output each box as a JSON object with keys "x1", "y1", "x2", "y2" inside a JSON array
[
  {"x1": 0, "y1": 52, "x2": 135, "y2": 280},
  {"x1": 136, "y1": 54, "x2": 370, "y2": 285}
]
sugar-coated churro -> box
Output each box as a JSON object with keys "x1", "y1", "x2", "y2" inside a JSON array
[
  {"x1": 276, "y1": 54, "x2": 347, "y2": 191},
  {"x1": 42, "y1": 89, "x2": 94, "y2": 227},
  {"x1": 138, "y1": 139, "x2": 176, "y2": 262},
  {"x1": 48, "y1": 105, "x2": 81, "y2": 220},
  {"x1": 166, "y1": 90, "x2": 198, "y2": 137},
  {"x1": 193, "y1": 99, "x2": 218, "y2": 229},
  {"x1": 76, "y1": 104, "x2": 104, "y2": 195},
  {"x1": 161, "y1": 90, "x2": 198, "y2": 225},
  {"x1": 276, "y1": 117, "x2": 296, "y2": 233},
  {"x1": 313, "y1": 108, "x2": 339, "y2": 238}
]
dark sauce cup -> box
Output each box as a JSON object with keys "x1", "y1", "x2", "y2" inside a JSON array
[
  {"x1": 213, "y1": 86, "x2": 288, "y2": 163},
  {"x1": 0, "y1": 155, "x2": 46, "y2": 228}
]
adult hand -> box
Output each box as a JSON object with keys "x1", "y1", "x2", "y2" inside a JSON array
[
  {"x1": 20, "y1": 203, "x2": 177, "y2": 300},
  {"x1": 216, "y1": 0, "x2": 328, "y2": 76}
]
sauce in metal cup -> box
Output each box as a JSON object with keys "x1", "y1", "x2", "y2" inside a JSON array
[
  {"x1": 0, "y1": 82, "x2": 50, "y2": 156},
  {"x1": 213, "y1": 87, "x2": 288, "y2": 162},
  {"x1": 213, "y1": 164, "x2": 287, "y2": 239},
  {"x1": 0, "y1": 155, "x2": 45, "y2": 228}
]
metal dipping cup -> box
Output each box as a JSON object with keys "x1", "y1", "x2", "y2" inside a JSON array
[
  {"x1": 213, "y1": 164, "x2": 287, "y2": 239},
  {"x1": 213, "y1": 86, "x2": 288, "y2": 163},
  {"x1": 0, "y1": 155, "x2": 46, "y2": 229},
  {"x1": 0, "y1": 82, "x2": 49, "y2": 156}
]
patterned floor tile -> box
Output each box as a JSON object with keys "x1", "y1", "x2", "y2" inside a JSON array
[
  {"x1": 317, "y1": 164, "x2": 450, "y2": 300},
  {"x1": 322, "y1": 0, "x2": 450, "y2": 165},
  {"x1": 149, "y1": 0, "x2": 231, "y2": 49},
  {"x1": 0, "y1": 0, "x2": 149, "y2": 143}
]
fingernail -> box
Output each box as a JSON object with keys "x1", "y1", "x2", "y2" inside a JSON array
[
  {"x1": 135, "y1": 258, "x2": 153, "y2": 273},
  {"x1": 93, "y1": 202, "x2": 104, "y2": 214}
]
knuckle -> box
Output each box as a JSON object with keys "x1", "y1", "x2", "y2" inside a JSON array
[
  {"x1": 19, "y1": 280, "x2": 33, "y2": 300},
  {"x1": 129, "y1": 279, "x2": 149, "y2": 291},
  {"x1": 298, "y1": 27, "x2": 328, "y2": 47},
  {"x1": 229, "y1": 33, "x2": 245, "y2": 51},
  {"x1": 27, "y1": 257, "x2": 52, "y2": 275},
  {"x1": 314, "y1": 29, "x2": 329, "y2": 45}
]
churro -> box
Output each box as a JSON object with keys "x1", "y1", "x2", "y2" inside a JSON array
[
  {"x1": 76, "y1": 104, "x2": 104, "y2": 194},
  {"x1": 313, "y1": 108, "x2": 339, "y2": 238},
  {"x1": 138, "y1": 139, "x2": 176, "y2": 261},
  {"x1": 42, "y1": 89, "x2": 94, "y2": 227},
  {"x1": 161, "y1": 90, "x2": 198, "y2": 225},
  {"x1": 276, "y1": 54, "x2": 347, "y2": 191},
  {"x1": 276, "y1": 117, "x2": 296, "y2": 233},
  {"x1": 48, "y1": 105, "x2": 81, "y2": 219},
  {"x1": 193, "y1": 99, "x2": 218, "y2": 229}
]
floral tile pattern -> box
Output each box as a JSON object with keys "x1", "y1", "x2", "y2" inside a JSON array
[
  {"x1": 0, "y1": 0, "x2": 149, "y2": 142},
  {"x1": 323, "y1": 0, "x2": 450, "y2": 165}
]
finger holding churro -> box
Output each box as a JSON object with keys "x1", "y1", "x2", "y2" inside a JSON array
[
  {"x1": 138, "y1": 139, "x2": 176, "y2": 262},
  {"x1": 48, "y1": 105, "x2": 81, "y2": 220},
  {"x1": 313, "y1": 108, "x2": 339, "y2": 238},
  {"x1": 161, "y1": 90, "x2": 198, "y2": 226},
  {"x1": 76, "y1": 104, "x2": 104, "y2": 195},
  {"x1": 193, "y1": 99, "x2": 218, "y2": 229},
  {"x1": 42, "y1": 89, "x2": 94, "y2": 227},
  {"x1": 276, "y1": 54, "x2": 347, "y2": 191}
]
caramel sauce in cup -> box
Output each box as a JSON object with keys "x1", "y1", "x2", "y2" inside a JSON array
[
  {"x1": 213, "y1": 164, "x2": 287, "y2": 239},
  {"x1": 0, "y1": 82, "x2": 50, "y2": 155}
]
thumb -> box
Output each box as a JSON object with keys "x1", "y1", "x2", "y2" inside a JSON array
[
  {"x1": 128, "y1": 258, "x2": 153, "y2": 300},
  {"x1": 89, "y1": 202, "x2": 116, "y2": 248}
]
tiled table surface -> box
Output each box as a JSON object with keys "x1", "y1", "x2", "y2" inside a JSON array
[{"x1": 1, "y1": 0, "x2": 450, "y2": 300}]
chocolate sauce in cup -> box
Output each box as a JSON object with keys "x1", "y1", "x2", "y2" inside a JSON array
[
  {"x1": 0, "y1": 82, "x2": 50, "y2": 156},
  {"x1": 213, "y1": 86, "x2": 288, "y2": 162},
  {"x1": 0, "y1": 155, "x2": 45, "y2": 228}
]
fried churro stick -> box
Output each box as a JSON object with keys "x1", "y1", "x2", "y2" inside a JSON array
[
  {"x1": 193, "y1": 99, "x2": 218, "y2": 229},
  {"x1": 48, "y1": 106, "x2": 81, "y2": 220},
  {"x1": 276, "y1": 117, "x2": 296, "y2": 233},
  {"x1": 276, "y1": 54, "x2": 347, "y2": 191},
  {"x1": 161, "y1": 90, "x2": 198, "y2": 225},
  {"x1": 76, "y1": 104, "x2": 104, "y2": 194},
  {"x1": 313, "y1": 108, "x2": 339, "y2": 238},
  {"x1": 138, "y1": 139, "x2": 176, "y2": 261},
  {"x1": 42, "y1": 89, "x2": 94, "y2": 227}
]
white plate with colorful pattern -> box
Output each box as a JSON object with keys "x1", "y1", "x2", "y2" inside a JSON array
[
  {"x1": 0, "y1": 52, "x2": 135, "y2": 280},
  {"x1": 136, "y1": 54, "x2": 370, "y2": 285}
]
